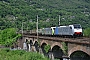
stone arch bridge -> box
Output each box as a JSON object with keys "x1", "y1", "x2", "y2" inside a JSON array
[{"x1": 16, "y1": 35, "x2": 90, "y2": 60}]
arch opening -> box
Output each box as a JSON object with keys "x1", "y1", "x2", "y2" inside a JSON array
[
  {"x1": 34, "y1": 41, "x2": 39, "y2": 52},
  {"x1": 30, "y1": 40, "x2": 33, "y2": 45},
  {"x1": 41, "y1": 43, "x2": 47, "y2": 56},
  {"x1": 70, "y1": 50, "x2": 90, "y2": 60},
  {"x1": 52, "y1": 45, "x2": 64, "y2": 60},
  {"x1": 25, "y1": 39, "x2": 28, "y2": 42}
]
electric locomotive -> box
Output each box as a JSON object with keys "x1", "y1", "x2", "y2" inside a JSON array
[{"x1": 55, "y1": 24, "x2": 83, "y2": 37}]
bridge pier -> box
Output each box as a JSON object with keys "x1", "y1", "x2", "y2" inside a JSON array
[
  {"x1": 28, "y1": 44, "x2": 31, "y2": 51},
  {"x1": 48, "y1": 51, "x2": 54, "y2": 60},
  {"x1": 62, "y1": 56, "x2": 70, "y2": 60},
  {"x1": 23, "y1": 42, "x2": 28, "y2": 50}
]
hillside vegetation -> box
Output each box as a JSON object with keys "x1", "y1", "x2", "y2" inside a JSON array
[{"x1": 0, "y1": 0, "x2": 90, "y2": 30}]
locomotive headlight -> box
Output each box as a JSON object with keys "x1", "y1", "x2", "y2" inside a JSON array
[{"x1": 75, "y1": 32, "x2": 82, "y2": 34}]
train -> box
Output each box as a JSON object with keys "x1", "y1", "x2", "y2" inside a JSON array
[{"x1": 38, "y1": 24, "x2": 83, "y2": 37}]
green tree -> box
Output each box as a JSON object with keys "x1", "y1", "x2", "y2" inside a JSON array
[
  {"x1": 62, "y1": 42, "x2": 68, "y2": 55},
  {"x1": 84, "y1": 28, "x2": 90, "y2": 37},
  {"x1": 0, "y1": 28, "x2": 21, "y2": 47},
  {"x1": 44, "y1": 44, "x2": 51, "y2": 53}
]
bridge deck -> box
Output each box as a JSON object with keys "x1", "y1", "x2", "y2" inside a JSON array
[{"x1": 23, "y1": 35, "x2": 90, "y2": 45}]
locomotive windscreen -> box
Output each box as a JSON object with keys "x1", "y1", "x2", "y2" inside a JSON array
[{"x1": 73, "y1": 24, "x2": 81, "y2": 28}]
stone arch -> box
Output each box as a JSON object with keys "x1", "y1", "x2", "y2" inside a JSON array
[
  {"x1": 29, "y1": 40, "x2": 33, "y2": 45},
  {"x1": 41, "y1": 43, "x2": 47, "y2": 48},
  {"x1": 70, "y1": 50, "x2": 90, "y2": 60},
  {"x1": 41, "y1": 43, "x2": 48, "y2": 56},
  {"x1": 40, "y1": 40, "x2": 48, "y2": 46},
  {"x1": 34, "y1": 41, "x2": 38, "y2": 45},
  {"x1": 27, "y1": 40, "x2": 35, "y2": 52},
  {"x1": 51, "y1": 42, "x2": 62, "y2": 50},
  {"x1": 68, "y1": 45, "x2": 89, "y2": 57},
  {"x1": 25, "y1": 38, "x2": 29, "y2": 42}
]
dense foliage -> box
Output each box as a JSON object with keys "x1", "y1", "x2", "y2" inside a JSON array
[
  {"x1": 0, "y1": 0, "x2": 90, "y2": 30},
  {"x1": 0, "y1": 28, "x2": 21, "y2": 46},
  {"x1": 83, "y1": 28, "x2": 90, "y2": 37},
  {"x1": 44, "y1": 44, "x2": 51, "y2": 53},
  {"x1": 61, "y1": 42, "x2": 68, "y2": 55},
  {"x1": 0, "y1": 48, "x2": 49, "y2": 60}
]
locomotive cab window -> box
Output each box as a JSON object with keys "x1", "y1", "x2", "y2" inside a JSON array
[{"x1": 73, "y1": 24, "x2": 81, "y2": 29}]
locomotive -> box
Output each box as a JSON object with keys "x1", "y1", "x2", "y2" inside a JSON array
[{"x1": 38, "y1": 24, "x2": 83, "y2": 37}]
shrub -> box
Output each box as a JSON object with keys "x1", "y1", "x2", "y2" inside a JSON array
[
  {"x1": 0, "y1": 48, "x2": 49, "y2": 60},
  {"x1": 84, "y1": 28, "x2": 90, "y2": 37}
]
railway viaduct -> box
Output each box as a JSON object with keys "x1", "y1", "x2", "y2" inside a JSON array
[{"x1": 16, "y1": 34, "x2": 90, "y2": 60}]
